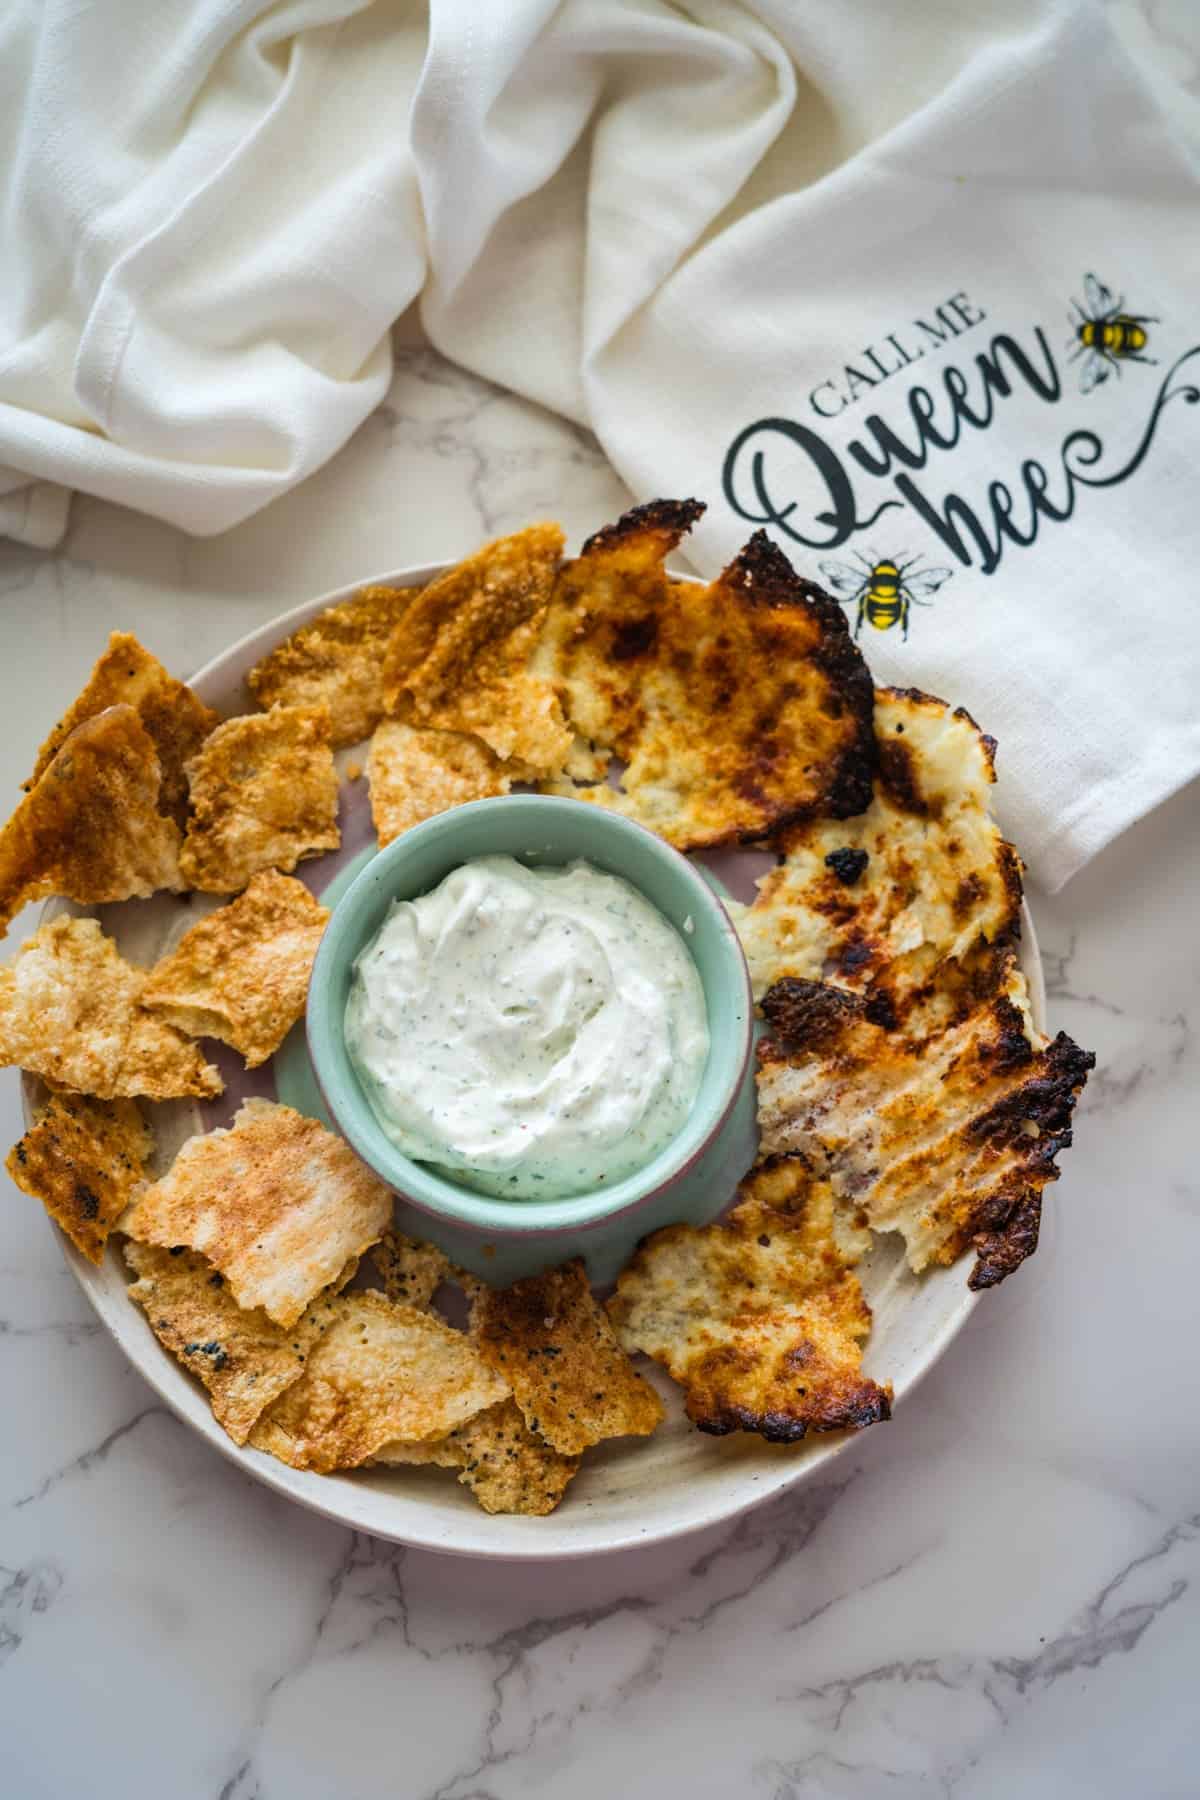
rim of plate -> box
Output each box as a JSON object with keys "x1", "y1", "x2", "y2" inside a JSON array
[{"x1": 39, "y1": 560, "x2": 1047, "y2": 1561}]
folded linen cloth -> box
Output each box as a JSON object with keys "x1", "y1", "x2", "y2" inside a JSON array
[{"x1": 1, "y1": 0, "x2": 1198, "y2": 887}]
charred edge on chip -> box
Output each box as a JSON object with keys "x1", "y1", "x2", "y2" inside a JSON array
[
  {"x1": 968, "y1": 1189, "x2": 1043, "y2": 1290},
  {"x1": 690, "y1": 1382, "x2": 893, "y2": 1442},
  {"x1": 880, "y1": 685, "x2": 999, "y2": 776},
  {"x1": 580, "y1": 498, "x2": 705, "y2": 558},
  {"x1": 715, "y1": 533, "x2": 877, "y2": 826}
]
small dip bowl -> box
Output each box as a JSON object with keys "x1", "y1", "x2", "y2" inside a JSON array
[{"x1": 307, "y1": 795, "x2": 756, "y2": 1285}]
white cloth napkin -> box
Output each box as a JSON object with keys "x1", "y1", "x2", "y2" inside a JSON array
[{"x1": 2, "y1": 0, "x2": 1198, "y2": 888}]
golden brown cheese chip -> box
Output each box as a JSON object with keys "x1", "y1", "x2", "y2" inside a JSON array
[
  {"x1": 26, "y1": 632, "x2": 219, "y2": 827},
  {"x1": 0, "y1": 917, "x2": 221, "y2": 1099},
  {"x1": 369, "y1": 1226, "x2": 452, "y2": 1309},
  {"x1": 0, "y1": 706, "x2": 182, "y2": 936},
  {"x1": 119, "y1": 1098, "x2": 392, "y2": 1326},
  {"x1": 141, "y1": 871, "x2": 329, "y2": 1067},
  {"x1": 730, "y1": 687, "x2": 1023, "y2": 1007},
  {"x1": 367, "y1": 721, "x2": 509, "y2": 847},
  {"x1": 382, "y1": 524, "x2": 570, "y2": 774},
  {"x1": 755, "y1": 968, "x2": 1095, "y2": 1289},
  {"x1": 449, "y1": 1400, "x2": 580, "y2": 1515},
  {"x1": 373, "y1": 1400, "x2": 580, "y2": 1515},
  {"x1": 123, "y1": 1241, "x2": 348, "y2": 1445},
  {"x1": 609, "y1": 1157, "x2": 889, "y2": 1442},
  {"x1": 7, "y1": 1094, "x2": 152, "y2": 1264},
  {"x1": 248, "y1": 1290, "x2": 509, "y2": 1471},
  {"x1": 246, "y1": 586, "x2": 420, "y2": 749},
  {"x1": 178, "y1": 704, "x2": 340, "y2": 893},
  {"x1": 471, "y1": 1258, "x2": 663, "y2": 1454},
  {"x1": 538, "y1": 502, "x2": 877, "y2": 850}
]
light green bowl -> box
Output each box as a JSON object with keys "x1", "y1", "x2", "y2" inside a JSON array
[{"x1": 306, "y1": 795, "x2": 756, "y2": 1284}]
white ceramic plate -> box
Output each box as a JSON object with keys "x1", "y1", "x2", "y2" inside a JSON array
[{"x1": 27, "y1": 567, "x2": 1045, "y2": 1560}]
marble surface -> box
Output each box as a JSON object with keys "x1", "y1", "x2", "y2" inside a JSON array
[{"x1": 1, "y1": 330, "x2": 1197, "y2": 1800}]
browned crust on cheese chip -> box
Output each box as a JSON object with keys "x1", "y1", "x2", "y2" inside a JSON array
[
  {"x1": 248, "y1": 1290, "x2": 509, "y2": 1471},
  {"x1": 26, "y1": 633, "x2": 219, "y2": 827},
  {"x1": 0, "y1": 916, "x2": 221, "y2": 1099},
  {"x1": 178, "y1": 704, "x2": 340, "y2": 893},
  {"x1": 539, "y1": 504, "x2": 876, "y2": 848},
  {"x1": 246, "y1": 585, "x2": 419, "y2": 749},
  {"x1": 731, "y1": 687, "x2": 1023, "y2": 1014},
  {"x1": 119, "y1": 1099, "x2": 392, "y2": 1325},
  {"x1": 141, "y1": 871, "x2": 329, "y2": 1067},
  {"x1": 8, "y1": 1093, "x2": 152, "y2": 1263},
  {"x1": 367, "y1": 720, "x2": 509, "y2": 846},
  {"x1": 382, "y1": 524, "x2": 569, "y2": 774},
  {"x1": 609, "y1": 1156, "x2": 889, "y2": 1442},
  {"x1": 0, "y1": 707, "x2": 183, "y2": 936},
  {"x1": 471, "y1": 1257, "x2": 663, "y2": 1454},
  {"x1": 756, "y1": 969, "x2": 1094, "y2": 1289},
  {"x1": 123, "y1": 1241, "x2": 350, "y2": 1444}
]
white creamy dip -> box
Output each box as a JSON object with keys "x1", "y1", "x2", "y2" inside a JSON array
[{"x1": 344, "y1": 855, "x2": 709, "y2": 1199}]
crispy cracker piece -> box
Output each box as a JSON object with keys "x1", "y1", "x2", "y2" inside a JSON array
[
  {"x1": 0, "y1": 706, "x2": 182, "y2": 936},
  {"x1": 123, "y1": 1241, "x2": 350, "y2": 1445},
  {"x1": 141, "y1": 871, "x2": 328, "y2": 1067},
  {"x1": 247, "y1": 585, "x2": 419, "y2": 749},
  {"x1": 0, "y1": 916, "x2": 221, "y2": 1099},
  {"x1": 7, "y1": 1094, "x2": 152, "y2": 1264},
  {"x1": 367, "y1": 721, "x2": 509, "y2": 846},
  {"x1": 26, "y1": 633, "x2": 219, "y2": 827},
  {"x1": 248, "y1": 1290, "x2": 509, "y2": 1471},
  {"x1": 178, "y1": 704, "x2": 340, "y2": 893},
  {"x1": 448, "y1": 1399, "x2": 581, "y2": 1515},
  {"x1": 755, "y1": 966, "x2": 1095, "y2": 1289},
  {"x1": 537, "y1": 504, "x2": 877, "y2": 850},
  {"x1": 372, "y1": 1400, "x2": 580, "y2": 1515},
  {"x1": 609, "y1": 1157, "x2": 890, "y2": 1442},
  {"x1": 471, "y1": 1258, "x2": 663, "y2": 1454},
  {"x1": 119, "y1": 1098, "x2": 391, "y2": 1326},
  {"x1": 369, "y1": 1226, "x2": 452, "y2": 1310},
  {"x1": 730, "y1": 687, "x2": 1023, "y2": 1009},
  {"x1": 382, "y1": 524, "x2": 570, "y2": 774}
]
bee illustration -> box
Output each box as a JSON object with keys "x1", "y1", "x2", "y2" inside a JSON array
[
  {"x1": 1067, "y1": 273, "x2": 1158, "y2": 394},
  {"x1": 819, "y1": 553, "x2": 953, "y2": 641}
]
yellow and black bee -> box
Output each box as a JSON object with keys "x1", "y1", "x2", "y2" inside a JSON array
[
  {"x1": 1067, "y1": 272, "x2": 1157, "y2": 394},
  {"x1": 819, "y1": 553, "x2": 953, "y2": 641}
]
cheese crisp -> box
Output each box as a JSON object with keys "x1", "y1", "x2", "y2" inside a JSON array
[
  {"x1": 539, "y1": 503, "x2": 877, "y2": 849},
  {"x1": 367, "y1": 720, "x2": 509, "y2": 846},
  {"x1": 375, "y1": 1399, "x2": 580, "y2": 1516},
  {"x1": 609, "y1": 1157, "x2": 889, "y2": 1442},
  {"x1": 248, "y1": 1290, "x2": 509, "y2": 1471},
  {"x1": 731, "y1": 687, "x2": 1023, "y2": 1005},
  {"x1": 119, "y1": 1099, "x2": 392, "y2": 1326},
  {"x1": 26, "y1": 632, "x2": 219, "y2": 827},
  {"x1": 471, "y1": 1258, "x2": 664, "y2": 1454},
  {"x1": 124, "y1": 1241, "x2": 348, "y2": 1445},
  {"x1": 178, "y1": 704, "x2": 339, "y2": 893},
  {"x1": 142, "y1": 871, "x2": 329, "y2": 1067},
  {"x1": 0, "y1": 917, "x2": 221, "y2": 1099},
  {"x1": 382, "y1": 523, "x2": 570, "y2": 774},
  {"x1": 247, "y1": 585, "x2": 419, "y2": 748},
  {"x1": 0, "y1": 706, "x2": 183, "y2": 936},
  {"x1": 755, "y1": 967, "x2": 1094, "y2": 1289},
  {"x1": 7, "y1": 1093, "x2": 152, "y2": 1264},
  {"x1": 370, "y1": 1226, "x2": 453, "y2": 1310}
]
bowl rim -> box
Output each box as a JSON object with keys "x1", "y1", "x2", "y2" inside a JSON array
[
  {"x1": 34, "y1": 556, "x2": 1048, "y2": 1560},
  {"x1": 306, "y1": 792, "x2": 755, "y2": 1238}
]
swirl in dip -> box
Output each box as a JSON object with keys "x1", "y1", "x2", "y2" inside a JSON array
[{"x1": 344, "y1": 855, "x2": 709, "y2": 1199}]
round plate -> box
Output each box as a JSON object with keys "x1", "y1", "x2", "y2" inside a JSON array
[{"x1": 29, "y1": 566, "x2": 1046, "y2": 1560}]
